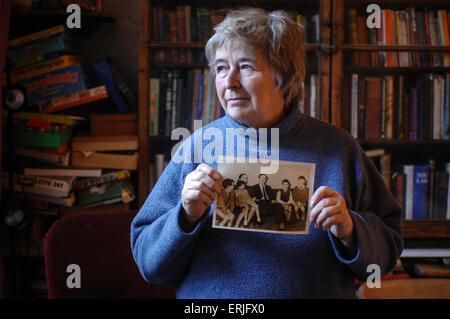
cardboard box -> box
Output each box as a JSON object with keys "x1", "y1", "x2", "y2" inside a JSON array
[
  {"x1": 71, "y1": 135, "x2": 139, "y2": 170},
  {"x1": 17, "y1": 64, "x2": 87, "y2": 106},
  {"x1": 90, "y1": 113, "x2": 137, "y2": 136}
]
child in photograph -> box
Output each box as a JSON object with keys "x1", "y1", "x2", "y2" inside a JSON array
[
  {"x1": 276, "y1": 179, "x2": 299, "y2": 229},
  {"x1": 292, "y1": 176, "x2": 309, "y2": 221},
  {"x1": 234, "y1": 180, "x2": 261, "y2": 227},
  {"x1": 215, "y1": 178, "x2": 235, "y2": 226}
]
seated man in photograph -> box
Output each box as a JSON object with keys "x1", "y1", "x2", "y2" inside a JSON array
[{"x1": 250, "y1": 174, "x2": 284, "y2": 229}]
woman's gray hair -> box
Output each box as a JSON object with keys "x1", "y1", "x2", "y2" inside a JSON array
[{"x1": 205, "y1": 7, "x2": 306, "y2": 110}]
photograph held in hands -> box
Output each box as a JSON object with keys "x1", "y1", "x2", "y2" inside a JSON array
[{"x1": 213, "y1": 157, "x2": 315, "y2": 234}]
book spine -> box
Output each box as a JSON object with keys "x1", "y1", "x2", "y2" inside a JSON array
[
  {"x1": 396, "y1": 11, "x2": 410, "y2": 67},
  {"x1": 384, "y1": 9, "x2": 393, "y2": 67},
  {"x1": 197, "y1": 72, "x2": 205, "y2": 122},
  {"x1": 423, "y1": 10, "x2": 434, "y2": 67},
  {"x1": 390, "y1": 10, "x2": 398, "y2": 67},
  {"x1": 165, "y1": 71, "x2": 174, "y2": 136},
  {"x1": 433, "y1": 171, "x2": 449, "y2": 219},
  {"x1": 397, "y1": 76, "x2": 404, "y2": 139},
  {"x1": 350, "y1": 74, "x2": 358, "y2": 138},
  {"x1": 409, "y1": 5, "x2": 422, "y2": 67},
  {"x1": 385, "y1": 75, "x2": 394, "y2": 139},
  {"x1": 438, "y1": 10, "x2": 450, "y2": 66},
  {"x1": 409, "y1": 88, "x2": 418, "y2": 139},
  {"x1": 377, "y1": 10, "x2": 385, "y2": 66},
  {"x1": 347, "y1": 8, "x2": 359, "y2": 65},
  {"x1": 446, "y1": 163, "x2": 450, "y2": 219},
  {"x1": 444, "y1": 73, "x2": 450, "y2": 140},
  {"x1": 403, "y1": 165, "x2": 414, "y2": 220},
  {"x1": 428, "y1": 159, "x2": 436, "y2": 219},
  {"x1": 433, "y1": 75, "x2": 443, "y2": 139},
  {"x1": 365, "y1": 77, "x2": 382, "y2": 139},
  {"x1": 358, "y1": 76, "x2": 366, "y2": 138},
  {"x1": 191, "y1": 69, "x2": 201, "y2": 131},
  {"x1": 412, "y1": 165, "x2": 429, "y2": 220},
  {"x1": 416, "y1": 11, "x2": 428, "y2": 67},
  {"x1": 149, "y1": 78, "x2": 160, "y2": 136},
  {"x1": 357, "y1": 16, "x2": 371, "y2": 66},
  {"x1": 380, "y1": 77, "x2": 386, "y2": 138}
]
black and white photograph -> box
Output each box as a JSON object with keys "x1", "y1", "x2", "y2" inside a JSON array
[{"x1": 213, "y1": 157, "x2": 316, "y2": 234}]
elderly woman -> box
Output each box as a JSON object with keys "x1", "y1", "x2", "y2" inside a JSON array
[{"x1": 131, "y1": 8, "x2": 403, "y2": 298}]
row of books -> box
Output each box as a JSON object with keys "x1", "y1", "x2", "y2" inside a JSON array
[
  {"x1": 148, "y1": 69, "x2": 322, "y2": 137},
  {"x1": 366, "y1": 150, "x2": 449, "y2": 220},
  {"x1": 392, "y1": 161, "x2": 450, "y2": 220},
  {"x1": 350, "y1": 73, "x2": 450, "y2": 140},
  {"x1": 149, "y1": 68, "x2": 223, "y2": 136},
  {"x1": 347, "y1": 5, "x2": 450, "y2": 67},
  {"x1": 150, "y1": 5, "x2": 319, "y2": 65}
]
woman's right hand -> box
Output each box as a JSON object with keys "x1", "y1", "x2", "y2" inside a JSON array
[{"x1": 181, "y1": 163, "x2": 223, "y2": 227}]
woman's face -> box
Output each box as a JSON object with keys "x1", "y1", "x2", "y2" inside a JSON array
[
  {"x1": 214, "y1": 42, "x2": 285, "y2": 128},
  {"x1": 239, "y1": 174, "x2": 248, "y2": 184},
  {"x1": 282, "y1": 182, "x2": 290, "y2": 191}
]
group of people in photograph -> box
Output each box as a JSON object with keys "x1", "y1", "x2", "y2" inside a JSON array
[{"x1": 215, "y1": 173, "x2": 310, "y2": 230}]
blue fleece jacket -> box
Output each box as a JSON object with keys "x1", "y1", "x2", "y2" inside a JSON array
[{"x1": 130, "y1": 106, "x2": 404, "y2": 298}]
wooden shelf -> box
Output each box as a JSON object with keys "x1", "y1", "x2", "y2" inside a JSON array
[
  {"x1": 359, "y1": 139, "x2": 450, "y2": 145},
  {"x1": 402, "y1": 220, "x2": 450, "y2": 239},
  {"x1": 9, "y1": 9, "x2": 115, "y2": 38},
  {"x1": 345, "y1": 66, "x2": 450, "y2": 74},
  {"x1": 345, "y1": 0, "x2": 450, "y2": 4},
  {"x1": 149, "y1": 41, "x2": 321, "y2": 51},
  {"x1": 342, "y1": 44, "x2": 450, "y2": 51}
]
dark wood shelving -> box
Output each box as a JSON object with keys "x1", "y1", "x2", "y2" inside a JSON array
[
  {"x1": 9, "y1": 9, "x2": 115, "y2": 38},
  {"x1": 345, "y1": 66, "x2": 450, "y2": 74},
  {"x1": 359, "y1": 139, "x2": 450, "y2": 145},
  {"x1": 149, "y1": 41, "x2": 321, "y2": 51},
  {"x1": 342, "y1": 44, "x2": 450, "y2": 51},
  {"x1": 403, "y1": 220, "x2": 450, "y2": 239}
]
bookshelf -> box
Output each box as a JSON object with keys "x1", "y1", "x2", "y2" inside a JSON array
[
  {"x1": 332, "y1": 0, "x2": 450, "y2": 240},
  {"x1": 138, "y1": 0, "x2": 450, "y2": 240}
]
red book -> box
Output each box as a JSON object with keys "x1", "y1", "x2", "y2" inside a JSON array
[
  {"x1": 364, "y1": 77, "x2": 382, "y2": 139},
  {"x1": 384, "y1": 10, "x2": 393, "y2": 67},
  {"x1": 424, "y1": 11, "x2": 434, "y2": 67},
  {"x1": 409, "y1": 4, "x2": 422, "y2": 67}
]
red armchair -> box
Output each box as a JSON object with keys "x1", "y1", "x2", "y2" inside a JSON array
[{"x1": 43, "y1": 209, "x2": 175, "y2": 299}]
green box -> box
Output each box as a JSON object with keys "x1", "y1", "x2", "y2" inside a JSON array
[{"x1": 14, "y1": 124, "x2": 73, "y2": 148}]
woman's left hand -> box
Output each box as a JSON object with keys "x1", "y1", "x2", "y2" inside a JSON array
[{"x1": 309, "y1": 186, "x2": 354, "y2": 247}]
